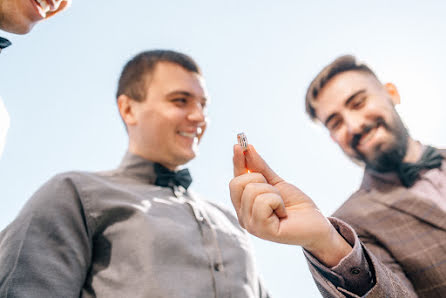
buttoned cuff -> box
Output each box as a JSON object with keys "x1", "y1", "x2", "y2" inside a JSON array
[{"x1": 303, "y1": 217, "x2": 374, "y2": 296}]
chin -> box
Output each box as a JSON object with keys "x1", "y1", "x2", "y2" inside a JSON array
[
  {"x1": 175, "y1": 151, "x2": 197, "y2": 166},
  {"x1": 7, "y1": 22, "x2": 35, "y2": 35},
  {"x1": 183, "y1": 153, "x2": 197, "y2": 163}
]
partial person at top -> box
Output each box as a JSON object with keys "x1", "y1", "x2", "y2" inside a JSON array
[
  {"x1": 229, "y1": 55, "x2": 446, "y2": 297},
  {"x1": 0, "y1": 0, "x2": 72, "y2": 158},
  {"x1": 0, "y1": 0, "x2": 71, "y2": 35}
]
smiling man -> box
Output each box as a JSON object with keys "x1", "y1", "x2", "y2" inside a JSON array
[
  {"x1": 308, "y1": 61, "x2": 418, "y2": 175},
  {"x1": 0, "y1": 50, "x2": 270, "y2": 297},
  {"x1": 229, "y1": 55, "x2": 446, "y2": 297}
]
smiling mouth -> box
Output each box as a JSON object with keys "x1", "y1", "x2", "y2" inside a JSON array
[
  {"x1": 178, "y1": 131, "x2": 197, "y2": 138},
  {"x1": 33, "y1": 0, "x2": 51, "y2": 15},
  {"x1": 178, "y1": 127, "x2": 203, "y2": 139},
  {"x1": 359, "y1": 126, "x2": 378, "y2": 146},
  {"x1": 351, "y1": 122, "x2": 381, "y2": 151}
]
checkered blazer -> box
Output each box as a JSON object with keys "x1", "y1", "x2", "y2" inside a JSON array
[{"x1": 309, "y1": 150, "x2": 446, "y2": 298}]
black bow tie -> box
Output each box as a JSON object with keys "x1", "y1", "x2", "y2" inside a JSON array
[
  {"x1": 154, "y1": 163, "x2": 192, "y2": 190},
  {"x1": 397, "y1": 146, "x2": 444, "y2": 187},
  {"x1": 0, "y1": 37, "x2": 12, "y2": 52}
]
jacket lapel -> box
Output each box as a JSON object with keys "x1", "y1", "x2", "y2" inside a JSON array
[
  {"x1": 367, "y1": 187, "x2": 446, "y2": 231},
  {"x1": 358, "y1": 148, "x2": 446, "y2": 231}
]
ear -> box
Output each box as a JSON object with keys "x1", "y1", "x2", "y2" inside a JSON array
[
  {"x1": 384, "y1": 82, "x2": 400, "y2": 105},
  {"x1": 117, "y1": 95, "x2": 138, "y2": 127}
]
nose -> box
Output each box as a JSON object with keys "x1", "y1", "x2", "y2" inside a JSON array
[
  {"x1": 187, "y1": 102, "x2": 206, "y2": 125},
  {"x1": 344, "y1": 112, "x2": 364, "y2": 135},
  {"x1": 341, "y1": 113, "x2": 367, "y2": 149}
]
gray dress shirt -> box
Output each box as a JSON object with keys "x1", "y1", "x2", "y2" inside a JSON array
[{"x1": 0, "y1": 152, "x2": 269, "y2": 298}]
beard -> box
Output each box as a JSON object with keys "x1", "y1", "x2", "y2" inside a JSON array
[{"x1": 350, "y1": 114, "x2": 409, "y2": 172}]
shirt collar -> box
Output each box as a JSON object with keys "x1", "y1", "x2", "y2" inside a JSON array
[
  {"x1": 117, "y1": 151, "x2": 158, "y2": 184},
  {"x1": 0, "y1": 37, "x2": 12, "y2": 53},
  {"x1": 361, "y1": 167, "x2": 401, "y2": 191}
]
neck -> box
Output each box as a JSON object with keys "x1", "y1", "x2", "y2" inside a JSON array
[
  {"x1": 128, "y1": 145, "x2": 179, "y2": 172},
  {"x1": 403, "y1": 137, "x2": 422, "y2": 163}
]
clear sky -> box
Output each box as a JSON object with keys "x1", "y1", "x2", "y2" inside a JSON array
[{"x1": 1, "y1": 1, "x2": 446, "y2": 297}]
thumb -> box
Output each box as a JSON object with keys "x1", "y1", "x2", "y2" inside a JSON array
[
  {"x1": 233, "y1": 144, "x2": 248, "y2": 177},
  {"x1": 245, "y1": 145, "x2": 283, "y2": 186}
]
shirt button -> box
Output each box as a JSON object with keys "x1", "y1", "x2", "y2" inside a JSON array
[
  {"x1": 350, "y1": 267, "x2": 361, "y2": 275},
  {"x1": 214, "y1": 263, "x2": 222, "y2": 272}
]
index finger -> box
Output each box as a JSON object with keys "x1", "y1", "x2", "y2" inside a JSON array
[{"x1": 229, "y1": 172, "x2": 268, "y2": 226}]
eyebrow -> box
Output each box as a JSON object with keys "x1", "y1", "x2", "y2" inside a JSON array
[
  {"x1": 324, "y1": 89, "x2": 366, "y2": 127},
  {"x1": 167, "y1": 91, "x2": 207, "y2": 103},
  {"x1": 344, "y1": 89, "x2": 366, "y2": 107}
]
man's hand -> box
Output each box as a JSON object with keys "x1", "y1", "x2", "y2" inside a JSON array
[{"x1": 229, "y1": 144, "x2": 352, "y2": 267}]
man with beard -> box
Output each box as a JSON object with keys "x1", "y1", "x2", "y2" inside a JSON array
[{"x1": 229, "y1": 55, "x2": 445, "y2": 297}]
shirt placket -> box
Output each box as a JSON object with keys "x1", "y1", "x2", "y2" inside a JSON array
[{"x1": 174, "y1": 186, "x2": 229, "y2": 298}]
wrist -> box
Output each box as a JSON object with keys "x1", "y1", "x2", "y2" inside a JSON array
[{"x1": 305, "y1": 223, "x2": 352, "y2": 267}]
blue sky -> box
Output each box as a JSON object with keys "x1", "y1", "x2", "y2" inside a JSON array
[{"x1": 1, "y1": 1, "x2": 446, "y2": 297}]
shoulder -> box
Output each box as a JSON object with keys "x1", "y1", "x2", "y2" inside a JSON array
[
  {"x1": 26, "y1": 170, "x2": 109, "y2": 217},
  {"x1": 33, "y1": 171, "x2": 85, "y2": 198},
  {"x1": 32, "y1": 171, "x2": 92, "y2": 199},
  {"x1": 44, "y1": 170, "x2": 101, "y2": 185},
  {"x1": 25, "y1": 171, "x2": 102, "y2": 211},
  {"x1": 42, "y1": 169, "x2": 124, "y2": 194},
  {"x1": 11, "y1": 172, "x2": 97, "y2": 236}
]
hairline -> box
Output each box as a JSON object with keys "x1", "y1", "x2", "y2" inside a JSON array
[{"x1": 307, "y1": 68, "x2": 379, "y2": 123}]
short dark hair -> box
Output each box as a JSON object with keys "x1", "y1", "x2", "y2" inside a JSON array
[
  {"x1": 305, "y1": 55, "x2": 379, "y2": 121},
  {"x1": 116, "y1": 49, "x2": 201, "y2": 101}
]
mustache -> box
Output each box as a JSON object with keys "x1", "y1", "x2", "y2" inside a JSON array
[{"x1": 350, "y1": 118, "x2": 386, "y2": 150}]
